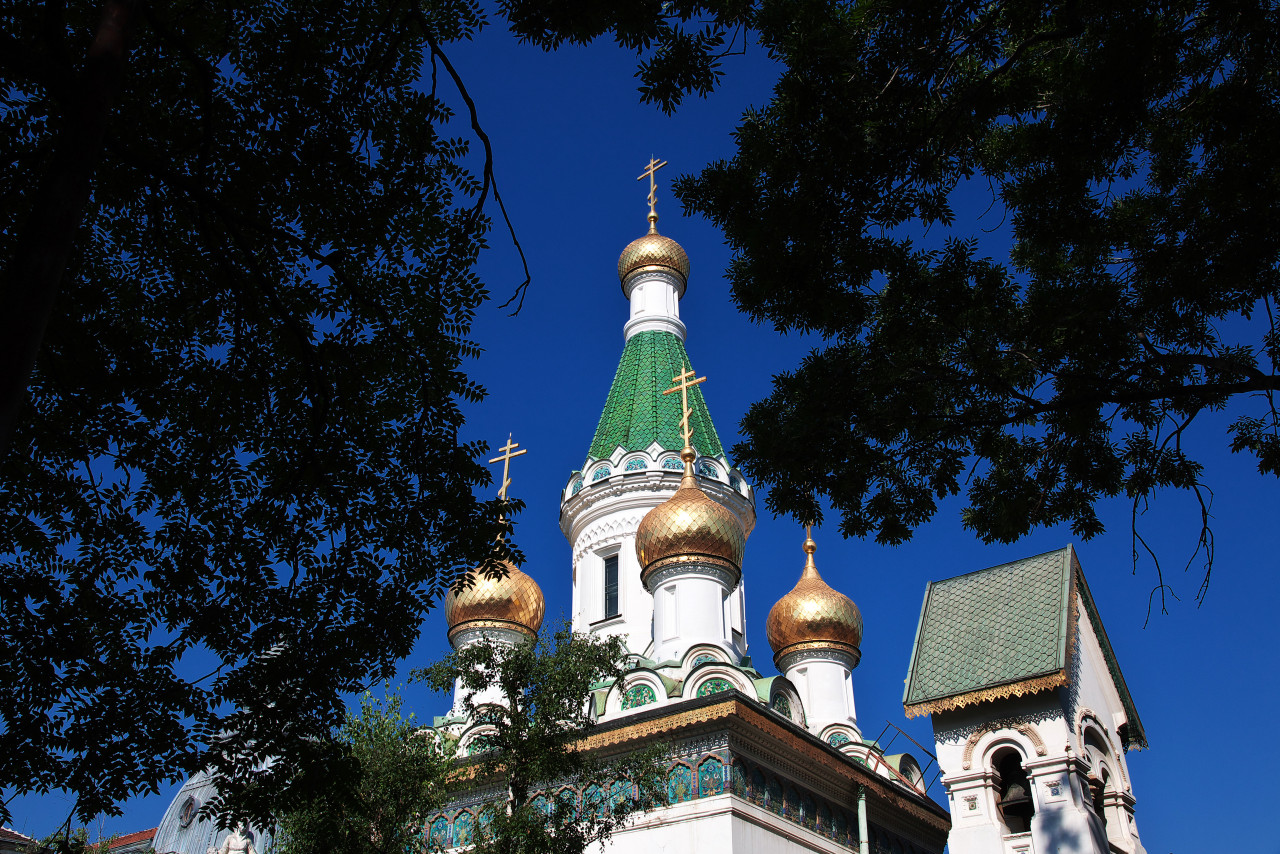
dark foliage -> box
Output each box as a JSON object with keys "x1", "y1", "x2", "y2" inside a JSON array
[{"x1": 0, "y1": 0, "x2": 517, "y2": 826}]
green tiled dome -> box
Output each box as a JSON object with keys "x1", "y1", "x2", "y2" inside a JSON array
[{"x1": 586, "y1": 330, "x2": 725, "y2": 464}]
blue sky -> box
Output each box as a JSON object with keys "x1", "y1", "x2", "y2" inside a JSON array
[{"x1": 11, "y1": 18, "x2": 1280, "y2": 854}]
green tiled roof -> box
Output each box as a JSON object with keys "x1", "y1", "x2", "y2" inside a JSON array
[
  {"x1": 902, "y1": 546, "x2": 1146, "y2": 749},
  {"x1": 904, "y1": 549, "x2": 1071, "y2": 710},
  {"x1": 585, "y1": 330, "x2": 725, "y2": 463}
]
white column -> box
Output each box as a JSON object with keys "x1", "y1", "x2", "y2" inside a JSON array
[
  {"x1": 646, "y1": 563, "x2": 738, "y2": 662},
  {"x1": 938, "y1": 770, "x2": 1008, "y2": 854},
  {"x1": 448, "y1": 627, "x2": 526, "y2": 718},
  {"x1": 778, "y1": 648, "x2": 860, "y2": 737},
  {"x1": 623, "y1": 269, "x2": 686, "y2": 341}
]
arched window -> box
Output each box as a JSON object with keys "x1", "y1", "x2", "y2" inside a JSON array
[
  {"x1": 621, "y1": 683, "x2": 656, "y2": 710},
  {"x1": 695, "y1": 677, "x2": 734, "y2": 697},
  {"x1": 993, "y1": 748, "x2": 1035, "y2": 834}
]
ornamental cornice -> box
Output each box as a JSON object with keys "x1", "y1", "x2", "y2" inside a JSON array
[
  {"x1": 562, "y1": 469, "x2": 756, "y2": 542},
  {"x1": 724, "y1": 719, "x2": 949, "y2": 833},
  {"x1": 776, "y1": 646, "x2": 860, "y2": 672},
  {"x1": 576, "y1": 693, "x2": 949, "y2": 833},
  {"x1": 642, "y1": 558, "x2": 740, "y2": 592},
  {"x1": 661, "y1": 732, "x2": 731, "y2": 761},
  {"x1": 572, "y1": 515, "x2": 644, "y2": 565},
  {"x1": 623, "y1": 314, "x2": 687, "y2": 343},
  {"x1": 448, "y1": 622, "x2": 535, "y2": 647}
]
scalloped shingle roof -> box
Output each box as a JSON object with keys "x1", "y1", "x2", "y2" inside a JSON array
[
  {"x1": 585, "y1": 330, "x2": 724, "y2": 464},
  {"x1": 903, "y1": 546, "x2": 1146, "y2": 749}
]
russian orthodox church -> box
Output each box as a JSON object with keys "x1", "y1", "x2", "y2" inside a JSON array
[
  {"x1": 428, "y1": 168, "x2": 949, "y2": 854},
  {"x1": 151, "y1": 165, "x2": 1149, "y2": 854}
]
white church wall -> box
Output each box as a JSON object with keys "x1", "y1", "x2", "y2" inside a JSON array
[
  {"x1": 1067, "y1": 596, "x2": 1145, "y2": 854},
  {"x1": 595, "y1": 794, "x2": 865, "y2": 854},
  {"x1": 562, "y1": 464, "x2": 755, "y2": 660}
]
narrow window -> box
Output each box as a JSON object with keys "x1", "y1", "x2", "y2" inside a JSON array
[{"x1": 603, "y1": 554, "x2": 620, "y2": 618}]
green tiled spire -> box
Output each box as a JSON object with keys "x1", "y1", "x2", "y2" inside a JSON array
[{"x1": 586, "y1": 330, "x2": 725, "y2": 463}]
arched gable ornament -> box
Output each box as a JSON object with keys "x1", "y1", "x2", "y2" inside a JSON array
[
  {"x1": 962, "y1": 719, "x2": 1048, "y2": 770},
  {"x1": 1075, "y1": 707, "x2": 1129, "y2": 788}
]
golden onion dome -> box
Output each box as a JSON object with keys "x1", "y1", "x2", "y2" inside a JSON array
[
  {"x1": 618, "y1": 222, "x2": 690, "y2": 291},
  {"x1": 766, "y1": 533, "x2": 863, "y2": 666},
  {"x1": 635, "y1": 447, "x2": 746, "y2": 588},
  {"x1": 445, "y1": 560, "x2": 545, "y2": 644}
]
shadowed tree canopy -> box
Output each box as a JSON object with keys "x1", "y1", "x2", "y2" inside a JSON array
[
  {"x1": 504, "y1": 0, "x2": 1280, "y2": 597},
  {"x1": 0, "y1": 0, "x2": 522, "y2": 827}
]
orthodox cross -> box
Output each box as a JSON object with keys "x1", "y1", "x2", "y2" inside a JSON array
[
  {"x1": 663, "y1": 367, "x2": 706, "y2": 449},
  {"x1": 488, "y1": 433, "x2": 527, "y2": 500},
  {"x1": 637, "y1": 156, "x2": 669, "y2": 223}
]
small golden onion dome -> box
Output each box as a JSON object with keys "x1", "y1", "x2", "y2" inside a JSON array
[
  {"x1": 766, "y1": 533, "x2": 863, "y2": 666},
  {"x1": 445, "y1": 560, "x2": 545, "y2": 644},
  {"x1": 635, "y1": 447, "x2": 746, "y2": 587},
  {"x1": 618, "y1": 224, "x2": 690, "y2": 290}
]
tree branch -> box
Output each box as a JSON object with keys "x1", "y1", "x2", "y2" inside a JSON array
[{"x1": 422, "y1": 29, "x2": 532, "y2": 315}]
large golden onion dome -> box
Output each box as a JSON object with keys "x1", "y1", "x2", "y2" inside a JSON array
[
  {"x1": 635, "y1": 447, "x2": 746, "y2": 588},
  {"x1": 766, "y1": 532, "x2": 863, "y2": 666},
  {"x1": 445, "y1": 560, "x2": 545, "y2": 644},
  {"x1": 618, "y1": 221, "x2": 690, "y2": 291}
]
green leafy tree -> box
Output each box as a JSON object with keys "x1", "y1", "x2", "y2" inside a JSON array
[
  {"x1": 276, "y1": 690, "x2": 450, "y2": 854},
  {"x1": 28, "y1": 826, "x2": 91, "y2": 854},
  {"x1": 506, "y1": 0, "x2": 1280, "y2": 599},
  {"x1": 0, "y1": 0, "x2": 523, "y2": 827},
  {"x1": 416, "y1": 624, "x2": 665, "y2": 854}
]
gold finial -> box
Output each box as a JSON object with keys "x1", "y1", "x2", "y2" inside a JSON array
[
  {"x1": 637, "y1": 156, "x2": 669, "y2": 234},
  {"x1": 803, "y1": 524, "x2": 818, "y2": 573},
  {"x1": 488, "y1": 433, "x2": 527, "y2": 501}
]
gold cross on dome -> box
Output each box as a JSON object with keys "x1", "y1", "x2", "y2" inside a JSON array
[
  {"x1": 637, "y1": 156, "x2": 669, "y2": 224},
  {"x1": 488, "y1": 433, "x2": 527, "y2": 501},
  {"x1": 663, "y1": 367, "x2": 706, "y2": 449}
]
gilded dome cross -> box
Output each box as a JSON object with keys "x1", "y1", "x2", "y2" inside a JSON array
[
  {"x1": 488, "y1": 433, "x2": 527, "y2": 501},
  {"x1": 663, "y1": 367, "x2": 706, "y2": 450},
  {"x1": 637, "y1": 156, "x2": 669, "y2": 231}
]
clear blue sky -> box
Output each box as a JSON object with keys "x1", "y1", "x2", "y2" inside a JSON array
[{"x1": 10, "y1": 18, "x2": 1280, "y2": 854}]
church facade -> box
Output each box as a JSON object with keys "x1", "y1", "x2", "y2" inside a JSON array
[
  {"x1": 429, "y1": 178, "x2": 950, "y2": 854},
  {"x1": 150, "y1": 169, "x2": 1149, "y2": 854}
]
